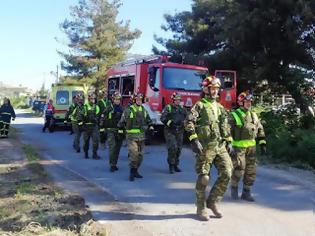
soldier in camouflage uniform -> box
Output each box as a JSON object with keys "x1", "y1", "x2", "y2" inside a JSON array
[
  {"x1": 83, "y1": 93, "x2": 100, "y2": 160},
  {"x1": 65, "y1": 95, "x2": 77, "y2": 135},
  {"x1": 229, "y1": 91, "x2": 266, "y2": 201},
  {"x1": 184, "y1": 76, "x2": 233, "y2": 221},
  {"x1": 118, "y1": 92, "x2": 154, "y2": 181},
  {"x1": 160, "y1": 92, "x2": 187, "y2": 174},
  {"x1": 104, "y1": 91, "x2": 124, "y2": 172},
  {"x1": 70, "y1": 94, "x2": 85, "y2": 153},
  {"x1": 98, "y1": 91, "x2": 110, "y2": 148}
]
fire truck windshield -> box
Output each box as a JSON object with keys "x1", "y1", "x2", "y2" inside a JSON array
[{"x1": 163, "y1": 67, "x2": 205, "y2": 91}]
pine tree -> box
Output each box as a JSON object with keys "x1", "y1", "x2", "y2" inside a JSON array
[{"x1": 59, "y1": 0, "x2": 141, "y2": 88}]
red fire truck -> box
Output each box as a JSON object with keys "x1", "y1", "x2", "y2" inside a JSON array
[{"x1": 106, "y1": 55, "x2": 237, "y2": 126}]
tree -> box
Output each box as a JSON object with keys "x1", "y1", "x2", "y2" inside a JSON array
[
  {"x1": 59, "y1": 0, "x2": 141, "y2": 89},
  {"x1": 155, "y1": 0, "x2": 315, "y2": 110}
]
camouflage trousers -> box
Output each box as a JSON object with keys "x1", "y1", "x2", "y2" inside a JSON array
[
  {"x1": 164, "y1": 128, "x2": 183, "y2": 165},
  {"x1": 195, "y1": 143, "x2": 233, "y2": 209},
  {"x1": 72, "y1": 123, "x2": 82, "y2": 151},
  {"x1": 83, "y1": 125, "x2": 99, "y2": 153},
  {"x1": 99, "y1": 127, "x2": 107, "y2": 144},
  {"x1": 231, "y1": 146, "x2": 256, "y2": 190},
  {"x1": 126, "y1": 134, "x2": 145, "y2": 169},
  {"x1": 107, "y1": 129, "x2": 124, "y2": 167},
  {"x1": 0, "y1": 121, "x2": 10, "y2": 137}
]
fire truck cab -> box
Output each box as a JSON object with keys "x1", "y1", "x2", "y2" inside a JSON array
[{"x1": 106, "y1": 55, "x2": 237, "y2": 127}]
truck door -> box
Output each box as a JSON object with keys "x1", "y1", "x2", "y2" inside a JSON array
[{"x1": 121, "y1": 75, "x2": 135, "y2": 106}]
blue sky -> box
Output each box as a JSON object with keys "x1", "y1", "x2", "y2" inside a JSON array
[{"x1": 0, "y1": 0, "x2": 192, "y2": 90}]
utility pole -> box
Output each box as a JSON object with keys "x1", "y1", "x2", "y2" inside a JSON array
[{"x1": 56, "y1": 65, "x2": 59, "y2": 83}]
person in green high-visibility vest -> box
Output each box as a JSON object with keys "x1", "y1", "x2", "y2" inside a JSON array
[
  {"x1": 229, "y1": 91, "x2": 266, "y2": 202},
  {"x1": 104, "y1": 91, "x2": 124, "y2": 172},
  {"x1": 82, "y1": 93, "x2": 101, "y2": 160},
  {"x1": 184, "y1": 76, "x2": 233, "y2": 221},
  {"x1": 65, "y1": 95, "x2": 77, "y2": 135},
  {"x1": 98, "y1": 90, "x2": 111, "y2": 149},
  {"x1": 70, "y1": 94, "x2": 85, "y2": 153},
  {"x1": 160, "y1": 92, "x2": 187, "y2": 174},
  {"x1": 118, "y1": 92, "x2": 154, "y2": 182}
]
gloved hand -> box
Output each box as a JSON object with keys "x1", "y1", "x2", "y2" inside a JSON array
[
  {"x1": 148, "y1": 126, "x2": 155, "y2": 136},
  {"x1": 118, "y1": 129, "x2": 125, "y2": 138},
  {"x1": 226, "y1": 142, "x2": 235, "y2": 156},
  {"x1": 166, "y1": 120, "x2": 176, "y2": 129},
  {"x1": 191, "y1": 139, "x2": 203, "y2": 155},
  {"x1": 260, "y1": 144, "x2": 267, "y2": 155}
]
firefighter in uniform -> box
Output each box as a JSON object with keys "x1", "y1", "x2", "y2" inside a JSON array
[
  {"x1": 70, "y1": 94, "x2": 85, "y2": 153},
  {"x1": 118, "y1": 93, "x2": 154, "y2": 181},
  {"x1": 98, "y1": 90, "x2": 110, "y2": 148},
  {"x1": 229, "y1": 91, "x2": 266, "y2": 201},
  {"x1": 160, "y1": 92, "x2": 187, "y2": 174},
  {"x1": 184, "y1": 76, "x2": 233, "y2": 221},
  {"x1": 83, "y1": 93, "x2": 100, "y2": 159},
  {"x1": 0, "y1": 97, "x2": 16, "y2": 138},
  {"x1": 104, "y1": 91, "x2": 124, "y2": 172},
  {"x1": 65, "y1": 95, "x2": 77, "y2": 135}
]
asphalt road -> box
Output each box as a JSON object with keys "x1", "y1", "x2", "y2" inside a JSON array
[{"x1": 13, "y1": 111, "x2": 315, "y2": 236}]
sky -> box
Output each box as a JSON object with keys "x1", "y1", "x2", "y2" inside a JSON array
[{"x1": 0, "y1": 0, "x2": 192, "y2": 91}]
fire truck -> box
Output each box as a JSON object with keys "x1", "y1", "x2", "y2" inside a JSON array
[{"x1": 106, "y1": 55, "x2": 237, "y2": 127}]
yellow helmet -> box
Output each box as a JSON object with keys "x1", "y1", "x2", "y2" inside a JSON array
[
  {"x1": 238, "y1": 91, "x2": 253, "y2": 103},
  {"x1": 201, "y1": 76, "x2": 221, "y2": 88},
  {"x1": 132, "y1": 92, "x2": 144, "y2": 103},
  {"x1": 171, "y1": 92, "x2": 182, "y2": 101}
]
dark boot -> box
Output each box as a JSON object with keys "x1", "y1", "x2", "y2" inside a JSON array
[
  {"x1": 110, "y1": 166, "x2": 118, "y2": 172},
  {"x1": 169, "y1": 164, "x2": 174, "y2": 174},
  {"x1": 241, "y1": 188, "x2": 255, "y2": 202},
  {"x1": 129, "y1": 168, "x2": 136, "y2": 181},
  {"x1": 174, "y1": 165, "x2": 182, "y2": 172},
  {"x1": 92, "y1": 152, "x2": 100, "y2": 160},
  {"x1": 196, "y1": 208, "x2": 209, "y2": 221},
  {"x1": 206, "y1": 201, "x2": 222, "y2": 218},
  {"x1": 231, "y1": 186, "x2": 239, "y2": 200},
  {"x1": 84, "y1": 151, "x2": 89, "y2": 159},
  {"x1": 134, "y1": 168, "x2": 143, "y2": 178}
]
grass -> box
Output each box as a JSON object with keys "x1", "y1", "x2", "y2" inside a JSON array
[
  {"x1": 22, "y1": 144, "x2": 46, "y2": 177},
  {"x1": 0, "y1": 142, "x2": 109, "y2": 236}
]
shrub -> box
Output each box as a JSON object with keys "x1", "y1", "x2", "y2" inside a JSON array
[{"x1": 260, "y1": 105, "x2": 315, "y2": 169}]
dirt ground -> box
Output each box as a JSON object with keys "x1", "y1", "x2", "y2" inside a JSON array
[{"x1": 0, "y1": 132, "x2": 110, "y2": 236}]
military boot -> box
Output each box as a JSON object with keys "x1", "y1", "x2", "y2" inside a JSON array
[
  {"x1": 196, "y1": 208, "x2": 209, "y2": 221},
  {"x1": 231, "y1": 186, "x2": 239, "y2": 200},
  {"x1": 241, "y1": 188, "x2": 255, "y2": 202},
  {"x1": 84, "y1": 151, "x2": 89, "y2": 159},
  {"x1": 174, "y1": 165, "x2": 182, "y2": 172},
  {"x1": 206, "y1": 201, "x2": 222, "y2": 218},
  {"x1": 134, "y1": 168, "x2": 143, "y2": 178},
  {"x1": 169, "y1": 164, "x2": 174, "y2": 174},
  {"x1": 92, "y1": 152, "x2": 100, "y2": 160},
  {"x1": 129, "y1": 168, "x2": 136, "y2": 182}
]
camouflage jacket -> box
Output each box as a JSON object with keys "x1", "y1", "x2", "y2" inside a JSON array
[
  {"x1": 118, "y1": 104, "x2": 153, "y2": 138},
  {"x1": 161, "y1": 104, "x2": 187, "y2": 131},
  {"x1": 83, "y1": 102, "x2": 100, "y2": 126},
  {"x1": 229, "y1": 107, "x2": 265, "y2": 148},
  {"x1": 184, "y1": 97, "x2": 232, "y2": 147},
  {"x1": 104, "y1": 102, "x2": 123, "y2": 130}
]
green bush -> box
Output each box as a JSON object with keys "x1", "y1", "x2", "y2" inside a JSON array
[{"x1": 260, "y1": 105, "x2": 315, "y2": 169}]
